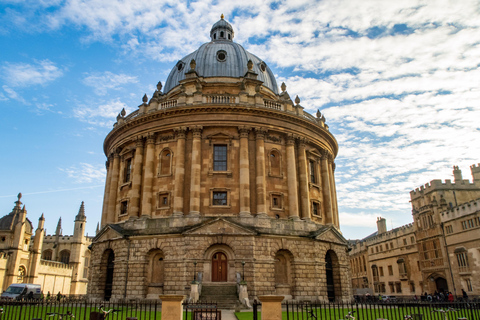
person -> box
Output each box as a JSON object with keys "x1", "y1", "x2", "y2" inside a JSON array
[
  {"x1": 27, "y1": 291, "x2": 34, "y2": 300},
  {"x1": 46, "y1": 291, "x2": 51, "y2": 300},
  {"x1": 462, "y1": 289, "x2": 468, "y2": 301},
  {"x1": 448, "y1": 292, "x2": 454, "y2": 302},
  {"x1": 413, "y1": 295, "x2": 417, "y2": 301},
  {"x1": 57, "y1": 291, "x2": 62, "y2": 301},
  {"x1": 379, "y1": 294, "x2": 383, "y2": 301}
]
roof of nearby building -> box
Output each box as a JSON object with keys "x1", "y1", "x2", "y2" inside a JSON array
[{"x1": 164, "y1": 16, "x2": 279, "y2": 95}]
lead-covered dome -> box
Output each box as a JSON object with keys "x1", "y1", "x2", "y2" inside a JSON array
[{"x1": 164, "y1": 16, "x2": 279, "y2": 95}]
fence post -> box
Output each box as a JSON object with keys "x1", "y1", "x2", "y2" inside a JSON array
[
  {"x1": 258, "y1": 295, "x2": 284, "y2": 320},
  {"x1": 159, "y1": 295, "x2": 186, "y2": 320}
]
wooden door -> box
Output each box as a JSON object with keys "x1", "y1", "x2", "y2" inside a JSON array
[{"x1": 212, "y1": 252, "x2": 228, "y2": 282}]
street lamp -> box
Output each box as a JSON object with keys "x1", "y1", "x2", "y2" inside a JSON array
[
  {"x1": 242, "y1": 261, "x2": 245, "y2": 281},
  {"x1": 193, "y1": 261, "x2": 197, "y2": 283}
]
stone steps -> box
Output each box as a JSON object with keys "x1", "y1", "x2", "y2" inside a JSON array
[{"x1": 200, "y1": 284, "x2": 238, "y2": 309}]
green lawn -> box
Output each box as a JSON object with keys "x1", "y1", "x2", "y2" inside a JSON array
[{"x1": 235, "y1": 306, "x2": 476, "y2": 320}]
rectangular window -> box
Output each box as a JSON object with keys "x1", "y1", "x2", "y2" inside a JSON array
[
  {"x1": 312, "y1": 202, "x2": 319, "y2": 216},
  {"x1": 379, "y1": 267, "x2": 384, "y2": 276},
  {"x1": 120, "y1": 201, "x2": 128, "y2": 215},
  {"x1": 446, "y1": 225, "x2": 453, "y2": 234},
  {"x1": 466, "y1": 279, "x2": 473, "y2": 291},
  {"x1": 456, "y1": 252, "x2": 469, "y2": 267},
  {"x1": 395, "y1": 282, "x2": 402, "y2": 293},
  {"x1": 410, "y1": 281, "x2": 415, "y2": 293},
  {"x1": 83, "y1": 257, "x2": 89, "y2": 278},
  {"x1": 390, "y1": 242, "x2": 394, "y2": 249},
  {"x1": 410, "y1": 236, "x2": 415, "y2": 243},
  {"x1": 403, "y1": 238, "x2": 407, "y2": 245},
  {"x1": 124, "y1": 158, "x2": 132, "y2": 182},
  {"x1": 212, "y1": 191, "x2": 227, "y2": 206},
  {"x1": 388, "y1": 265, "x2": 393, "y2": 276},
  {"x1": 272, "y1": 195, "x2": 282, "y2": 209},
  {"x1": 388, "y1": 282, "x2": 394, "y2": 293},
  {"x1": 309, "y1": 160, "x2": 316, "y2": 184},
  {"x1": 213, "y1": 145, "x2": 227, "y2": 171},
  {"x1": 385, "y1": 243, "x2": 388, "y2": 250}
]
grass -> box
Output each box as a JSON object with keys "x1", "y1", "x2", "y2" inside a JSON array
[{"x1": 235, "y1": 305, "x2": 477, "y2": 320}]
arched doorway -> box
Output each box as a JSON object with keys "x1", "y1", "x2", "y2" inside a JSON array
[
  {"x1": 436, "y1": 277, "x2": 448, "y2": 293},
  {"x1": 212, "y1": 252, "x2": 227, "y2": 282},
  {"x1": 325, "y1": 250, "x2": 342, "y2": 302},
  {"x1": 104, "y1": 251, "x2": 115, "y2": 301}
]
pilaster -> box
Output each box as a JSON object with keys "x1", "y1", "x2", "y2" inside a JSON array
[
  {"x1": 297, "y1": 139, "x2": 310, "y2": 220},
  {"x1": 189, "y1": 126, "x2": 202, "y2": 216},
  {"x1": 286, "y1": 135, "x2": 299, "y2": 219},
  {"x1": 101, "y1": 156, "x2": 113, "y2": 227},
  {"x1": 238, "y1": 126, "x2": 251, "y2": 216},
  {"x1": 173, "y1": 127, "x2": 187, "y2": 216},
  {"x1": 130, "y1": 137, "x2": 144, "y2": 217},
  {"x1": 255, "y1": 127, "x2": 267, "y2": 216},
  {"x1": 320, "y1": 151, "x2": 333, "y2": 224},
  {"x1": 141, "y1": 133, "x2": 156, "y2": 216},
  {"x1": 107, "y1": 152, "x2": 121, "y2": 224}
]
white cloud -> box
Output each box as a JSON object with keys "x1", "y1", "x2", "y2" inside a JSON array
[
  {"x1": 60, "y1": 163, "x2": 106, "y2": 183},
  {"x1": 2, "y1": 60, "x2": 63, "y2": 87},
  {"x1": 82, "y1": 71, "x2": 138, "y2": 95},
  {"x1": 73, "y1": 99, "x2": 133, "y2": 127},
  {"x1": 2, "y1": 85, "x2": 29, "y2": 104}
]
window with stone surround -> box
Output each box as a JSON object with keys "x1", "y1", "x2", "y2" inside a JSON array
[
  {"x1": 456, "y1": 249, "x2": 469, "y2": 273},
  {"x1": 210, "y1": 189, "x2": 230, "y2": 207},
  {"x1": 147, "y1": 250, "x2": 164, "y2": 284},
  {"x1": 466, "y1": 279, "x2": 473, "y2": 291},
  {"x1": 124, "y1": 158, "x2": 132, "y2": 183},
  {"x1": 157, "y1": 192, "x2": 170, "y2": 209},
  {"x1": 60, "y1": 250, "x2": 70, "y2": 264},
  {"x1": 158, "y1": 149, "x2": 173, "y2": 176},
  {"x1": 268, "y1": 149, "x2": 282, "y2": 177},
  {"x1": 120, "y1": 200, "x2": 128, "y2": 216},
  {"x1": 213, "y1": 145, "x2": 227, "y2": 171},
  {"x1": 311, "y1": 201, "x2": 321, "y2": 217},
  {"x1": 18, "y1": 266, "x2": 26, "y2": 283},
  {"x1": 388, "y1": 265, "x2": 393, "y2": 276},
  {"x1": 270, "y1": 193, "x2": 284, "y2": 211},
  {"x1": 309, "y1": 160, "x2": 317, "y2": 184}
]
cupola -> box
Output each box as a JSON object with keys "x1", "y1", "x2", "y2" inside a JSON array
[{"x1": 210, "y1": 14, "x2": 234, "y2": 41}]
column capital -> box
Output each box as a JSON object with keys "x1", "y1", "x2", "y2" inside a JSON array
[
  {"x1": 145, "y1": 132, "x2": 156, "y2": 144},
  {"x1": 134, "y1": 136, "x2": 144, "y2": 148},
  {"x1": 105, "y1": 160, "x2": 110, "y2": 170},
  {"x1": 174, "y1": 126, "x2": 187, "y2": 139},
  {"x1": 254, "y1": 127, "x2": 267, "y2": 139},
  {"x1": 286, "y1": 134, "x2": 296, "y2": 145},
  {"x1": 332, "y1": 162, "x2": 336, "y2": 171},
  {"x1": 190, "y1": 125, "x2": 203, "y2": 138},
  {"x1": 297, "y1": 137, "x2": 308, "y2": 148},
  {"x1": 238, "y1": 126, "x2": 251, "y2": 138}
]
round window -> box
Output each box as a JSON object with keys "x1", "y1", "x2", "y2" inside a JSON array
[
  {"x1": 260, "y1": 62, "x2": 267, "y2": 72},
  {"x1": 217, "y1": 50, "x2": 227, "y2": 62},
  {"x1": 176, "y1": 61, "x2": 184, "y2": 71}
]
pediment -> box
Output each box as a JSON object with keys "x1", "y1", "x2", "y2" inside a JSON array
[
  {"x1": 94, "y1": 225, "x2": 124, "y2": 242},
  {"x1": 314, "y1": 226, "x2": 348, "y2": 245},
  {"x1": 184, "y1": 218, "x2": 257, "y2": 236},
  {"x1": 206, "y1": 132, "x2": 234, "y2": 142}
]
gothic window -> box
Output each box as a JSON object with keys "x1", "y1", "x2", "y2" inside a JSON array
[
  {"x1": 213, "y1": 145, "x2": 227, "y2": 171},
  {"x1": 60, "y1": 250, "x2": 70, "y2": 264},
  {"x1": 124, "y1": 158, "x2": 132, "y2": 183},
  {"x1": 42, "y1": 249, "x2": 53, "y2": 260},
  {"x1": 269, "y1": 150, "x2": 281, "y2": 177},
  {"x1": 456, "y1": 251, "x2": 469, "y2": 268},
  {"x1": 159, "y1": 149, "x2": 173, "y2": 176}
]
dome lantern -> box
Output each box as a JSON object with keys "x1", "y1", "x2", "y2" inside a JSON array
[{"x1": 210, "y1": 14, "x2": 234, "y2": 41}]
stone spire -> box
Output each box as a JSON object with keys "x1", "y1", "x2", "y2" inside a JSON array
[
  {"x1": 75, "y1": 201, "x2": 87, "y2": 222},
  {"x1": 96, "y1": 222, "x2": 100, "y2": 235},
  {"x1": 55, "y1": 217, "x2": 62, "y2": 236}
]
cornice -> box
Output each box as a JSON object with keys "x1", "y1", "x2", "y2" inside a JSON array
[{"x1": 104, "y1": 105, "x2": 338, "y2": 157}]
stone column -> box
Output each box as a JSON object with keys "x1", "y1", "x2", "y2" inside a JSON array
[
  {"x1": 329, "y1": 159, "x2": 339, "y2": 227},
  {"x1": 297, "y1": 139, "x2": 310, "y2": 220},
  {"x1": 255, "y1": 128, "x2": 267, "y2": 216},
  {"x1": 173, "y1": 127, "x2": 187, "y2": 216},
  {"x1": 258, "y1": 296, "x2": 285, "y2": 320},
  {"x1": 107, "y1": 152, "x2": 120, "y2": 224},
  {"x1": 130, "y1": 137, "x2": 144, "y2": 217},
  {"x1": 321, "y1": 151, "x2": 333, "y2": 224},
  {"x1": 159, "y1": 295, "x2": 185, "y2": 320},
  {"x1": 189, "y1": 126, "x2": 202, "y2": 216},
  {"x1": 101, "y1": 157, "x2": 112, "y2": 227},
  {"x1": 141, "y1": 133, "x2": 155, "y2": 217},
  {"x1": 238, "y1": 126, "x2": 251, "y2": 216},
  {"x1": 286, "y1": 135, "x2": 299, "y2": 219}
]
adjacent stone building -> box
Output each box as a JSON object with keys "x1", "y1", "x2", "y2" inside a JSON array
[
  {"x1": 89, "y1": 16, "x2": 352, "y2": 303},
  {"x1": 0, "y1": 194, "x2": 92, "y2": 295},
  {"x1": 349, "y1": 164, "x2": 480, "y2": 298}
]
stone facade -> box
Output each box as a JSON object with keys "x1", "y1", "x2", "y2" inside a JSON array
[
  {"x1": 89, "y1": 17, "x2": 351, "y2": 303},
  {"x1": 349, "y1": 164, "x2": 480, "y2": 298},
  {"x1": 0, "y1": 195, "x2": 92, "y2": 295}
]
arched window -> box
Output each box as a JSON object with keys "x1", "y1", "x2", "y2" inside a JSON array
[
  {"x1": 159, "y1": 149, "x2": 172, "y2": 176},
  {"x1": 220, "y1": 31, "x2": 224, "y2": 38},
  {"x1": 325, "y1": 250, "x2": 341, "y2": 302},
  {"x1": 148, "y1": 251, "x2": 165, "y2": 284},
  {"x1": 269, "y1": 150, "x2": 281, "y2": 176},
  {"x1": 60, "y1": 250, "x2": 70, "y2": 264},
  {"x1": 274, "y1": 254, "x2": 288, "y2": 284},
  {"x1": 42, "y1": 249, "x2": 53, "y2": 260},
  {"x1": 18, "y1": 266, "x2": 26, "y2": 283}
]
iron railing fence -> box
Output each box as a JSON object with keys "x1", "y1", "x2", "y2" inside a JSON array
[
  {"x1": 0, "y1": 298, "x2": 161, "y2": 320},
  {"x1": 183, "y1": 301, "x2": 219, "y2": 320},
  {"x1": 279, "y1": 301, "x2": 480, "y2": 320}
]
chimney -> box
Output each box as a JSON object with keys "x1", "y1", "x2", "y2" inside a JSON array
[
  {"x1": 471, "y1": 164, "x2": 480, "y2": 184},
  {"x1": 377, "y1": 217, "x2": 387, "y2": 235}
]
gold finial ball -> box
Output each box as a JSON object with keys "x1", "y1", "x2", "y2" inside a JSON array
[{"x1": 221, "y1": 13, "x2": 224, "y2": 19}]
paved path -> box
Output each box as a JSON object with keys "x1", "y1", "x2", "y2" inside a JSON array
[{"x1": 221, "y1": 309, "x2": 239, "y2": 320}]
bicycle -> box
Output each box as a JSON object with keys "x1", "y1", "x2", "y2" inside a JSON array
[
  {"x1": 339, "y1": 311, "x2": 355, "y2": 320},
  {"x1": 46, "y1": 311, "x2": 75, "y2": 319},
  {"x1": 99, "y1": 305, "x2": 122, "y2": 319},
  {"x1": 432, "y1": 307, "x2": 457, "y2": 320}
]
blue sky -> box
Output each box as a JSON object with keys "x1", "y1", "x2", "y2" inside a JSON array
[{"x1": 1, "y1": 0, "x2": 479, "y2": 240}]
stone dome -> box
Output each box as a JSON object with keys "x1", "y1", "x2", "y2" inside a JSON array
[{"x1": 164, "y1": 16, "x2": 279, "y2": 95}]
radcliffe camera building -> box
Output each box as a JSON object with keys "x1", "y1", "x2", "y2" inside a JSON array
[{"x1": 89, "y1": 16, "x2": 352, "y2": 302}]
